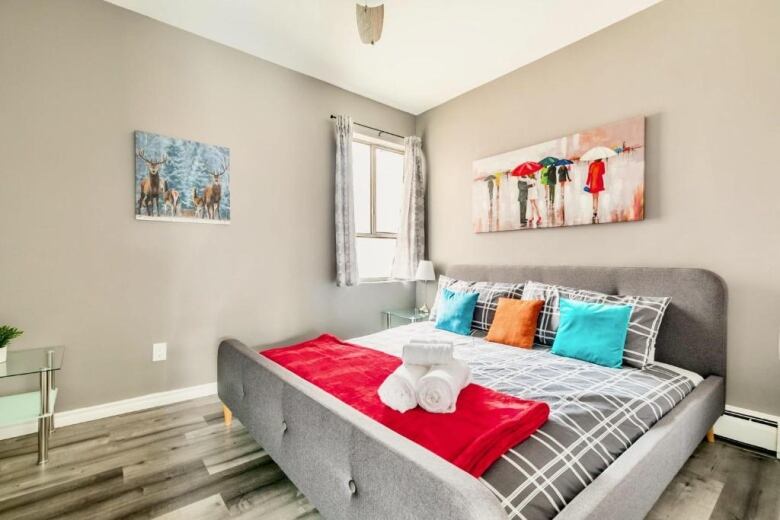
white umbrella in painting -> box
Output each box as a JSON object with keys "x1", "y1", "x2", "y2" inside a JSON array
[
  {"x1": 579, "y1": 146, "x2": 616, "y2": 225},
  {"x1": 580, "y1": 146, "x2": 617, "y2": 161}
]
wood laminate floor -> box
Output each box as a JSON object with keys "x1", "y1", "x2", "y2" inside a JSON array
[{"x1": 0, "y1": 396, "x2": 777, "y2": 519}]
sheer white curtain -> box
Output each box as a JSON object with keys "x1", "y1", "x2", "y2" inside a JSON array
[
  {"x1": 334, "y1": 115, "x2": 359, "y2": 287},
  {"x1": 391, "y1": 136, "x2": 426, "y2": 280}
]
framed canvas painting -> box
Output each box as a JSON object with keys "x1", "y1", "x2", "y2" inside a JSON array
[
  {"x1": 472, "y1": 116, "x2": 644, "y2": 233},
  {"x1": 135, "y1": 131, "x2": 231, "y2": 224}
]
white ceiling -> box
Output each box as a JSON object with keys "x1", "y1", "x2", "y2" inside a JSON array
[{"x1": 105, "y1": 0, "x2": 661, "y2": 115}]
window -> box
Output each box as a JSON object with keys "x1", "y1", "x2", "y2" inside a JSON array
[{"x1": 353, "y1": 136, "x2": 404, "y2": 281}]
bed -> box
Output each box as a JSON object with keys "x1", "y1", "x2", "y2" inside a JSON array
[{"x1": 218, "y1": 265, "x2": 726, "y2": 520}]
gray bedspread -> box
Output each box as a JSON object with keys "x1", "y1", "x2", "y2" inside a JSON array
[{"x1": 351, "y1": 321, "x2": 700, "y2": 520}]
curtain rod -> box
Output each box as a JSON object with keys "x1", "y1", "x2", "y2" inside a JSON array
[{"x1": 329, "y1": 115, "x2": 405, "y2": 140}]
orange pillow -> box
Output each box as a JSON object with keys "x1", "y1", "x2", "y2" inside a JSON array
[{"x1": 486, "y1": 298, "x2": 544, "y2": 348}]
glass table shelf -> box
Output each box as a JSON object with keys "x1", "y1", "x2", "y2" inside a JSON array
[
  {"x1": 0, "y1": 346, "x2": 64, "y2": 464},
  {"x1": 382, "y1": 309, "x2": 430, "y2": 328},
  {"x1": 0, "y1": 388, "x2": 58, "y2": 426},
  {"x1": 0, "y1": 346, "x2": 64, "y2": 378}
]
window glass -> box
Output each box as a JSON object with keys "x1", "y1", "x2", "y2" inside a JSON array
[
  {"x1": 356, "y1": 237, "x2": 397, "y2": 280},
  {"x1": 352, "y1": 137, "x2": 404, "y2": 281},
  {"x1": 352, "y1": 141, "x2": 371, "y2": 234},
  {"x1": 375, "y1": 148, "x2": 404, "y2": 234}
]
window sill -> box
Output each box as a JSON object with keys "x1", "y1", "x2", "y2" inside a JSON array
[{"x1": 359, "y1": 278, "x2": 412, "y2": 285}]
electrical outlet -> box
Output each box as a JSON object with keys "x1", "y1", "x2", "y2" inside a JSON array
[{"x1": 153, "y1": 342, "x2": 167, "y2": 362}]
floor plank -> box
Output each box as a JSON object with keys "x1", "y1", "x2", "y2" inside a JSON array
[
  {"x1": 709, "y1": 443, "x2": 773, "y2": 520},
  {"x1": 204, "y1": 447, "x2": 269, "y2": 476},
  {"x1": 0, "y1": 396, "x2": 777, "y2": 519},
  {"x1": 153, "y1": 494, "x2": 230, "y2": 520},
  {"x1": 752, "y1": 455, "x2": 780, "y2": 519},
  {"x1": 646, "y1": 469, "x2": 724, "y2": 520},
  {"x1": 653, "y1": 441, "x2": 780, "y2": 520}
]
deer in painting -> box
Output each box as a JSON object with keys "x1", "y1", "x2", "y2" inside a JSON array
[
  {"x1": 192, "y1": 187, "x2": 205, "y2": 219},
  {"x1": 162, "y1": 179, "x2": 180, "y2": 217},
  {"x1": 136, "y1": 148, "x2": 168, "y2": 216},
  {"x1": 203, "y1": 159, "x2": 228, "y2": 220}
]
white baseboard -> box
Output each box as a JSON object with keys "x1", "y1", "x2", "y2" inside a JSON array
[
  {"x1": 714, "y1": 405, "x2": 779, "y2": 458},
  {"x1": 0, "y1": 382, "x2": 217, "y2": 441}
]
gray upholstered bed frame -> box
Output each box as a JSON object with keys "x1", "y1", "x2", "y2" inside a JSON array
[{"x1": 218, "y1": 265, "x2": 726, "y2": 520}]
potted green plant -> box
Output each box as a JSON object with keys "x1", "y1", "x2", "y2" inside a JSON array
[{"x1": 0, "y1": 326, "x2": 23, "y2": 363}]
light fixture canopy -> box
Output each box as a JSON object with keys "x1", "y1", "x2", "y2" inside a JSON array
[{"x1": 356, "y1": 3, "x2": 384, "y2": 45}]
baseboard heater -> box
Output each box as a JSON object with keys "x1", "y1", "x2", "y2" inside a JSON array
[{"x1": 714, "y1": 406, "x2": 779, "y2": 457}]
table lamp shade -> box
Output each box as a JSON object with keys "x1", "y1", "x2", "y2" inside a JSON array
[{"x1": 415, "y1": 261, "x2": 436, "y2": 281}]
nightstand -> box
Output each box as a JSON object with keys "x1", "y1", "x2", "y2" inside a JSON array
[{"x1": 382, "y1": 309, "x2": 430, "y2": 329}]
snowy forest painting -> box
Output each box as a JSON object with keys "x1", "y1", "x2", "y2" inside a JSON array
[{"x1": 134, "y1": 131, "x2": 231, "y2": 224}]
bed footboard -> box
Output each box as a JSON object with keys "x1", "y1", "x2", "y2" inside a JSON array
[{"x1": 218, "y1": 338, "x2": 508, "y2": 520}]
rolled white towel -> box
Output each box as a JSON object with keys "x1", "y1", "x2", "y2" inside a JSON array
[
  {"x1": 402, "y1": 342, "x2": 454, "y2": 366},
  {"x1": 378, "y1": 363, "x2": 429, "y2": 413},
  {"x1": 416, "y1": 360, "x2": 471, "y2": 414}
]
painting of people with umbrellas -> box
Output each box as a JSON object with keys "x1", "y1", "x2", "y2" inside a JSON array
[{"x1": 472, "y1": 116, "x2": 644, "y2": 233}]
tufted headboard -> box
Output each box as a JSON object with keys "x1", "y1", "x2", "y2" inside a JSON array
[{"x1": 445, "y1": 265, "x2": 727, "y2": 379}]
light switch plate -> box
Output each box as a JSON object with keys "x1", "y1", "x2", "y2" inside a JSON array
[{"x1": 153, "y1": 342, "x2": 167, "y2": 362}]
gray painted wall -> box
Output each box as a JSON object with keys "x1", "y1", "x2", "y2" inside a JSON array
[
  {"x1": 2, "y1": 0, "x2": 778, "y2": 418},
  {"x1": 0, "y1": 0, "x2": 415, "y2": 410},
  {"x1": 416, "y1": 0, "x2": 780, "y2": 415}
]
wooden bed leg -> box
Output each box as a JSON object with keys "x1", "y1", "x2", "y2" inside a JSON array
[
  {"x1": 706, "y1": 427, "x2": 715, "y2": 443},
  {"x1": 223, "y1": 405, "x2": 233, "y2": 427}
]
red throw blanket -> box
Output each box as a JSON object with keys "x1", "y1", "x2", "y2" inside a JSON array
[{"x1": 261, "y1": 334, "x2": 549, "y2": 477}]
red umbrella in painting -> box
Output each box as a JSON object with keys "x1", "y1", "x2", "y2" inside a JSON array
[
  {"x1": 511, "y1": 162, "x2": 543, "y2": 228},
  {"x1": 511, "y1": 161, "x2": 542, "y2": 177}
]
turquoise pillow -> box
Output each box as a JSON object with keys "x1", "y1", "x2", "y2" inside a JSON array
[
  {"x1": 434, "y1": 288, "x2": 478, "y2": 335},
  {"x1": 551, "y1": 298, "x2": 632, "y2": 368}
]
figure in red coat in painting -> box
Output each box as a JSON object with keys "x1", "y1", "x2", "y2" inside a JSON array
[{"x1": 585, "y1": 159, "x2": 606, "y2": 223}]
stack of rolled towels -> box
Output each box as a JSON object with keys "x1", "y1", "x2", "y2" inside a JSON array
[{"x1": 378, "y1": 338, "x2": 471, "y2": 414}]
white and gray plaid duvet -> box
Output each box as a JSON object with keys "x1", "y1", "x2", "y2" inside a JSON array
[{"x1": 351, "y1": 322, "x2": 700, "y2": 520}]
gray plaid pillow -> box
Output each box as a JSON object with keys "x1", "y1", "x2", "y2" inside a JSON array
[
  {"x1": 469, "y1": 281, "x2": 526, "y2": 331},
  {"x1": 430, "y1": 275, "x2": 474, "y2": 320},
  {"x1": 430, "y1": 276, "x2": 525, "y2": 332},
  {"x1": 521, "y1": 280, "x2": 671, "y2": 369}
]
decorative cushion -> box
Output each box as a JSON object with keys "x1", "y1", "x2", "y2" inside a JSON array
[
  {"x1": 551, "y1": 299, "x2": 632, "y2": 368},
  {"x1": 430, "y1": 276, "x2": 525, "y2": 332},
  {"x1": 485, "y1": 298, "x2": 544, "y2": 348},
  {"x1": 430, "y1": 276, "x2": 474, "y2": 319},
  {"x1": 434, "y1": 289, "x2": 479, "y2": 336},
  {"x1": 522, "y1": 281, "x2": 671, "y2": 368}
]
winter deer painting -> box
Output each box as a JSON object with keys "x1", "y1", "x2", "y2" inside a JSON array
[
  {"x1": 203, "y1": 159, "x2": 228, "y2": 220},
  {"x1": 134, "y1": 131, "x2": 230, "y2": 224},
  {"x1": 136, "y1": 148, "x2": 168, "y2": 217}
]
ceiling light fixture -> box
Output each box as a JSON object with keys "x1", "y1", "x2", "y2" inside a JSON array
[{"x1": 356, "y1": 2, "x2": 384, "y2": 45}]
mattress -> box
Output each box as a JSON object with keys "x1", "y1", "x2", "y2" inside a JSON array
[{"x1": 350, "y1": 321, "x2": 701, "y2": 520}]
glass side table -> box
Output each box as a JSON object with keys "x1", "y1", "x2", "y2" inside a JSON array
[
  {"x1": 0, "y1": 346, "x2": 64, "y2": 464},
  {"x1": 382, "y1": 309, "x2": 430, "y2": 329}
]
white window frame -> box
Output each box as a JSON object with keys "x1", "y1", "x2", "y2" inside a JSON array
[{"x1": 354, "y1": 135, "x2": 404, "y2": 282}]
